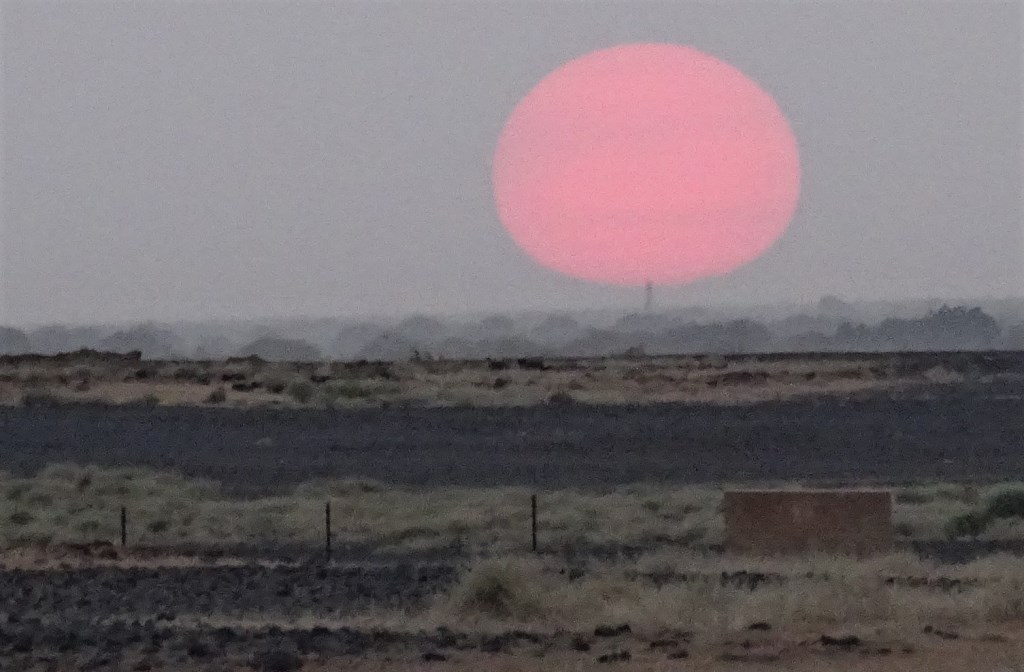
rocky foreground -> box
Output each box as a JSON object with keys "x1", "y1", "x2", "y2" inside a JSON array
[{"x1": 3, "y1": 551, "x2": 1021, "y2": 671}]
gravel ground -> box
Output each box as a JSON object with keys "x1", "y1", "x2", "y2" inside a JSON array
[
  {"x1": 0, "y1": 563, "x2": 456, "y2": 623},
  {"x1": 0, "y1": 558, "x2": 1005, "y2": 671},
  {"x1": 0, "y1": 561, "x2": 458, "y2": 671}
]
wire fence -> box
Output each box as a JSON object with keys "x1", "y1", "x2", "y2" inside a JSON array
[{"x1": 88, "y1": 495, "x2": 545, "y2": 561}]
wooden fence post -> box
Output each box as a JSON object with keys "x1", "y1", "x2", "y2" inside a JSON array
[
  {"x1": 531, "y1": 494, "x2": 537, "y2": 553},
  {"x1": 325, "y1": 501, "x2": 332, "y2": 562},
  {"x1": 120, "y1": 506, "x2": 127, "y2": 548}
]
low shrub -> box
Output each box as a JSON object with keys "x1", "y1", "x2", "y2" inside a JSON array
[
  {"x1": 262, "y1": 375, "x2": 288, "y2": 394},
  {"x1": 943, "y1": 489, "x2": 1024, "y2": 539},
  {"x1": 127, "y1": 394, "x2": 160, "y2": 408},
  {"x1": 250, "y1": 649, "x2": 302, "y2": 672},
  {"x1": 147, "y1": 519, "x2": 170, "y2": 534},
  {"x1": 444, "y1": 558, "x2": 548, "y2": 621},
  {"x1": 21, "y1": 390, "x2": 65, "y2": 407},
  {"x1": 286, "y1": 380, "x2": 315, "y2": 404},
  {"x1": 893, "y1": 521, "x2": 915, "y2": 538},
  {"x1": 320, "y1": 381, "x2": 377, "y2": 404},
  {"x1": 9, "y1": 511, "x2": 33, "y2": 526},
  {"x1": 547, "y1": 391, "x2": 575, "y2": 406},
  {"x1": 986, "y1": 490, "x2": 1024, "y2": 520},
  {"x1": 945, "y1": 511, "x2": 990, "y2": 539}
]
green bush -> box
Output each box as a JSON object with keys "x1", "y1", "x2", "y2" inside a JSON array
[
  {"x1": 262, "y1": 375, "x2": 288, "y2": 394},
  {"x1": 5, "y1": 483, "x2": 28, "y2": 502},
  {"x1": 286, "y1": 380, "x2": 315, "y2": 404},
  {"x1": 320, "y1": 381, "x2": 376, "y2": 404},
  {"x1": 945, "y1": 511, "x2": 990, "y2": 539},
  {"x1": 985, "y1": 490, "x2": 1024, "y2": 520},
  {"x1": 147, "y1": 519, "x2": 170, "y2": 534},
  {"x1": 9, "y1": 511, "x2": 33, "y2": 526}
]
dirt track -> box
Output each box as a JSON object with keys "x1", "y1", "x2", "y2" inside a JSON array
[{"x1": 1, "y1": 378, "x2": 1022, "y2": 492}]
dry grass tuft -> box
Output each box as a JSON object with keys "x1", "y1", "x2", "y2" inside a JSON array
[
  {"x1": 417, "y1": 551, "x2": 1024, "y2": 637},
  {"x1": 442, "y1": 557, "x2": 550, "y2": 622}
]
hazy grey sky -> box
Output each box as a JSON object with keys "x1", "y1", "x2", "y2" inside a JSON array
[{"x1": 3, "y1": 1, "x2": 1021, "y2": 326}]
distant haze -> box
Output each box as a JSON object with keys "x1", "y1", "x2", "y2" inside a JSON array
[{"x1": 2, "y1": 1, "x2": 1021, "y2": 327}]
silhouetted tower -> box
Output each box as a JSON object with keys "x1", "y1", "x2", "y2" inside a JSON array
[{"x1": 644, "y1": 280, "x2": 653, "y2": 313}]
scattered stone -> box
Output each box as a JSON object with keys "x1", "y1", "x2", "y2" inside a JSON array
[
  {"x1": 820, "y1": 634, "x2": 861, "y2": 648},
  {"x1": 421, "y1": 652, "x2": 447, "y2": 662},
  {"x1": 517, "y1": 357, "x2": 548, "y2": 371},
  {"x1": 95, "y1": 545, "x2": 119, "y2": 560},
  {"x1": 80, "y1": 655, "x2": 115, "y2": 671},
  {"x1": 594, "y1": 624, "x2": 631, "y2": 638},
  {"x1": 747, "y1": 621, "x2": 772, "y2": 631},
  {"x1": 250, "y1": 649, "x2": 303, "y2": 672},
  {"x1": 648, "y1": 639, "x2": 678, "y2": 650},
  {"x1": 720, "y1": 649, "x2": 781, "y2": 663},
  {"x1": 186, "y1": 637, "x2": 213, "y2": 658},
  {"x1": 11, "y1": 633, "x2": 33, "y2": 653},
  {"x1": 596, "y1": 650, "x2": 631, "y2": 663},
  {"x1": 667, "y1": 650, "x2": 689, "y2": 660},
  {"x1": 923, "y1": 626, "x2": 959, "y2": 640},
  {"x1": 433, "y1": 627, "x2": 465, "y2": 649},
  {"x1": 510, "y1": 630, "x2": 542, "y2": 644},
  {"x1": 570, "y1": 635, "x2": 592, "y2": 652},
  {"x1": 547, "y1": 391, "x2": 575, "y2": 406},
  {"x1": 480, "y1": 636, "x2": 508, "y2": 653}
]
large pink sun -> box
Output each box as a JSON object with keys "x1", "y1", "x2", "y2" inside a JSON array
[{"x1": 492, "y1": 43, "x2": 801, "y2": 285}]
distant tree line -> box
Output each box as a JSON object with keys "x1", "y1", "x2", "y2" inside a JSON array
[{"x1": 1, "y1": 305, "x2": 1022, "y2": 361}]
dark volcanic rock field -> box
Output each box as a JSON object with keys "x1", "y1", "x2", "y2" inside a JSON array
[
  {"x1": 0, "y1": 378, "x2": 1021, "y2": 492},
  {"x1": 0, "y1": 563, "x2": 458, "y2": 671},
  {"x1": 1, "y1": 563, "x2": 456, "y2": 622},
  {"x1": 0, "y1": 560, "x2": 998, "y2": 671}
]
